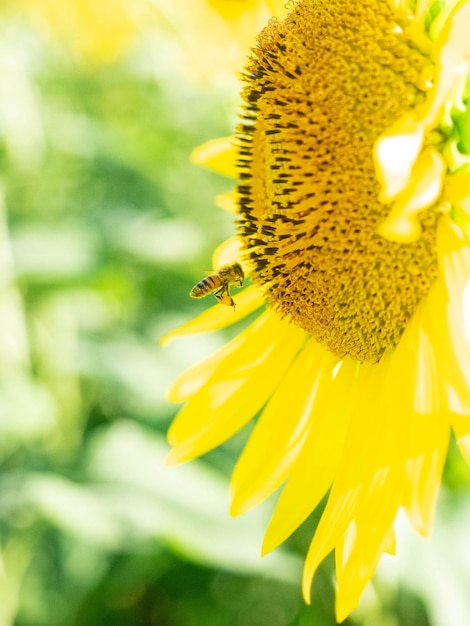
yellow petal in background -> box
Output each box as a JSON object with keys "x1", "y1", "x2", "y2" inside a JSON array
[
  {"x1": 166, "y1": 313, "x2": 305, "y2": 463},
  {"x1": 230, "y1": 340, "x2": 336, "y2": 517},
  {"x1": 153, "y1": 0, "x2": 271, "y2": 81},
  {"x1": 265, "y1": 0, "x2": 288, "y2": 19},
  {"x1": 204, "y1": 0, "x2": 273, "y2": 53},
  {"x1": 207, "y1": 0, "x2": 262, "y2": 18},
  {"x1": 191, "y1": 137, "x2": 238, "y2": 178},
  {"x1": 18, "y1": 0, "x2": 139, "y2": 63},
  {"x1": 215, "y1": 191, "x2": 238, "y2": 213}
]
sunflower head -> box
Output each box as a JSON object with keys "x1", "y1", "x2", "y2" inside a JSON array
[{"x1": 236, "y1": 0, "x2": 446, "y2": 363}]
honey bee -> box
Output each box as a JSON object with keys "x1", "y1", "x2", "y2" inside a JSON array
[{"x1": 190, "y1": 262, "x2": 244, "y2": 310}]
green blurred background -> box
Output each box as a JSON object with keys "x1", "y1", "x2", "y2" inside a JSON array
[{"x1": 0, "y1": 1, "x2": 470, "y2": 625}]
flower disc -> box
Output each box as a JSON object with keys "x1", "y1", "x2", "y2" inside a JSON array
[{"x1": 237, "y1": 0, "x2": 440, "y2": 362}]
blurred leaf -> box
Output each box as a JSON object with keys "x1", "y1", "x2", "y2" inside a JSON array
[
  {"x1": 85, "y1": 419, "x2": 303, "y2": 582},
  {"x1": 25, "y1": 475, "x2": 125, "y2": 549},
  {"x1": 12, "y1": 224, "x2": 98, "y2": 281},
  {"x1": 0, "y1": 376, "x2": 57, "y2": 452}
]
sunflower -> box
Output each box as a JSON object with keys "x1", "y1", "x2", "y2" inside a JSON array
[{"x1": 164, "y1": 0, "x2": 470, "y2": 620}]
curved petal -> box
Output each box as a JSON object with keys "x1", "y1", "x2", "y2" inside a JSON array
[
  {"x1": 215, "y1": 191, "x2": 238, "y2": 213},
  {"x1": 425, "y1": 219, "x2": 470, "y2": 463},
  {"x1": 375, "y1": 0, "x2": 470, "y2": 204},
  {"x1": 167, "y1": 312, "x2": 306, "y2": 463},
  {"x1": 434, "y1": 220, "x2": 470, "y2": 401},
  {"x1": 421, "y1": 0, "x2": 470, "y2": 130},
  {"x1": 212, "y1": 236, "x2": 243, "y2": 268},
  {"x1": 444, "y1": 169, "x2": 470, "y2": 221},
  {"x1": 378, "y1": 149, "x2": 446, "y2": 243},
  {"x1": 379, "y1": 296, "x2": 449, "y2": 536},
  {"x1": 334, "y1": 476, "x2": 400, "y2": 622},
  {"x1": 191, "y1": 137, "x2": 238, "y2": 178},
  {"x1": 230, "y1": 339, "x2": 337, "y2": 517},
  {"x1": 261, "y1": 357, "x2": 357, "y2": 554},
  {"x1": 383, "y1": 525, "x2": 396, "y2": 556},
  {"x1": 265, "y1": 0, "x2": 288, "y2": 19},
  {"x1": 161, "y1": 286, "x2": 264, "y2": 346},
  {"x1": 301, "y1": 359, "x2": 393, "y2": 604}
]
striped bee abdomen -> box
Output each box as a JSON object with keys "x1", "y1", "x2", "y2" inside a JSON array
[{"x1": 189, "y1": 274, "x2": 222, "y2": 298}]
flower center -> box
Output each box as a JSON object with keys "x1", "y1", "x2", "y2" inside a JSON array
[{"x1": 236, "y1": 0, "x2": 440, "y2": 363}]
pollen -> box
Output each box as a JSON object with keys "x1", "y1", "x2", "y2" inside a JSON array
[{"x1": 236, "y1": 0, "x2": 440, "y2": 362}]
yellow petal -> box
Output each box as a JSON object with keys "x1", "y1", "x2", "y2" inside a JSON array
[
  {"x1": 444, "y1": 169, "x2": 470, "y2": 221},
  {"x1": 168, "y1": 359, "x2": 224, "y2": 405},
  {"x1": 160, "y1": 286, "x2": 263, "y2": 346},
  {"x1": 207, "y1": 0, "x2": 266, "y2": 21},
  {"x1": 382, "y1": 293, "x2": 450, "y2": 536},
  {"x1": 434, "y1": 219, "x2": 470, "y2": 405},
  {"x1": 335, "y1": 476, "x2": 400, "y2": 622},
  {"x1": 452, "y1": 413, "x2": 470, "y2": 463},
  {"x1": 404, "y1": 368, "x2": 448, "y2": 535},
  {"x1": 414, "y1": 0, "x2": 435, "y2": 24},
  {"x1": 262, "y1": 358, "x2": 357, "y2": 554},
  {"x1": 230, "y1": 340, "x2": 336, "y2": 517},
  {"x1": 203, "y1": 0, "x2": 272, "y2": 54},
  {"x1": 212, "y1": 236, "x2": 243, "y2": 269},
  {"x1": 302, "y1": 359, "x2": 393, "y2": 603},
  {"x1": 424, "y1": 219, "x2": 470, "y2": 463},
  {"x1": 331, "y1": 347, "x2": 418, "y2": 619},
  {"x1": 419, "y1": 0, "x2": 470, "y2": 131},
  {"x1": 166, "y1": 313, "x2": 306, "y2": 463},
  {"x1": 167, "y1": 307, "x2": 275, "y2": 405},
  {"x1": 374, "y1": 112, "x2": 425, "y2": 202},
  {"x1": 265, "y1": 0, "x2": 288, "y2": 19},
  {"x1": 432, "y1": 0, "x2": 470, "y2": 59},
  {"x1": 402, "y1": 412, "x2": 449, "y2": 536},
  {"x1": 378, "y1": 149, "x2": 447, "y2": 243},
  {"x1": 215, "y1": 191, "x2": 238, "y2": 213},
  {"x1": 191, "y1": 137, "x2": 238, "y2": 178},
  {"x1": 383, "y1": 526, "x2": 396, "y2": 556}
]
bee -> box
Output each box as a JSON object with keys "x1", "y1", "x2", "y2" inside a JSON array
[{"x1": 190, "y1": 262, "x2": 244, "y2": 310}]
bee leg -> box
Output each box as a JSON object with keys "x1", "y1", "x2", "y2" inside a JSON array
[{"x1": 214, "y1": 286, "x2": 236, "y2": 310}]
